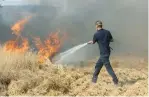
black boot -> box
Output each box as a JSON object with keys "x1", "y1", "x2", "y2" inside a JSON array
[
  {"x1": 92, "y1": 77, "x2": 98, "y2": 83},
  {"x1": 113, "y1": 78, "x2": 118, "y2": 85}
]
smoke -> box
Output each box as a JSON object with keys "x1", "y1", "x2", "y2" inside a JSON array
[{"x1": 0, "y1": 0, "x2": 148, "y2": 63}]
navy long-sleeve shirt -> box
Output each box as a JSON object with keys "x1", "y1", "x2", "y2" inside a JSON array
[{"x1": 93, "y1": 29, "x2": 113, "y2": 56}]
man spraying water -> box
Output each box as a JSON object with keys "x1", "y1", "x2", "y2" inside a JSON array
[{"x1": 88, "y1": 20, "x2": 118, "y2": 85}]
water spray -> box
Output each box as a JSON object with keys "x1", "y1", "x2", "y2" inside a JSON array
[{"x1": 55, "y1": 42, "x2": 88, "y2": 63}]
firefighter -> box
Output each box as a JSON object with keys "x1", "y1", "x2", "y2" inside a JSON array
[{"x1": 88, "y1": 20, "x2": 118, "y2": 85}]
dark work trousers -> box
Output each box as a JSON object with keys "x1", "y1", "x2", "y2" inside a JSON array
[{"x1": 92, "y1": 55, "x2": 118, "y2": 84}]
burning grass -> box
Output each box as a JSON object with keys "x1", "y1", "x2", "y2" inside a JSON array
[
  {"x1": 4, "y1": 16, "x2": 66, "y2": 64},
  {"x1": 0, "y1": 46, "x2": 148, "y2": 96},
  {"x1": 0, "y1": 15, "x2": 148, "y2": 96}
]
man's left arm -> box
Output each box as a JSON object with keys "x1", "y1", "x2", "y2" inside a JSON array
[
  {"x1": 88, "y1": 33, "x2": 97, "y2": 44},
  {"x1": 93, "y1": 33, "x2": 97, "y2": 44}
]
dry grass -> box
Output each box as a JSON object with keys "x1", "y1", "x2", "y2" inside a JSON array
[{"x1": 0, "y1": 47, "x2": 148, "y2": 96}]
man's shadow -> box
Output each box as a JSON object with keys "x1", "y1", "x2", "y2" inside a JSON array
[{"x1": 119, "y1": 77, "x2": 146, "y2": 87}]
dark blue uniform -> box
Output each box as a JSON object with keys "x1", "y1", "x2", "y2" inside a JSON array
[{"x1": 92, "y1": 29, "x2": 118, "y2": 84}]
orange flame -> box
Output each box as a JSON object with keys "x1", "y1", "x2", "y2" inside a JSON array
[
  {"x1": 34, "y1": 32, "x2": 66, "y2": 63},
  {"x1": 11, "y1": 16, "x2": 32, "y2": 36},
  {"x1": 4, "y1": 38, "x2": 29, "y2": 53},
  {"x1": 3, "y1": 16, "x2": 67, "y2": 64},
  {"x1": 4, "y1": 16, "x2": 31, "y2": 53}
]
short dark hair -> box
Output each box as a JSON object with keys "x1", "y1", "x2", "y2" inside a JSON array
[{"x1": 95, "y1": 20, "x2": 103, "y2": 28}]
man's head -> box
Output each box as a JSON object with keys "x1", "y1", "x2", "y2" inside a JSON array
[{"x1": 95, "y1": 20, "x2": 103, "y2": 30}]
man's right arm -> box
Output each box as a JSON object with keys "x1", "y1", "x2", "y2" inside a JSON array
[{"x1": 109, "y1": 31, "x2": 114, "y2": 42}]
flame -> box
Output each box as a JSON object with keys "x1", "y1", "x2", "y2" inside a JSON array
[
  {"x1": 4, "y1": 38, "x2": 29, "y2": 53},
  {"x1": 34, "y1": 32, "x2": 66, "y2": 63},
  {"x1": 11, "y1": 16, "x2": 32, "y2": 36},
  {"x1": 3, "y1": 15, "x2": 67, "y2": 64},
  {"x1": 4, "y1": 16, "x2": 31, "y2": 53}
]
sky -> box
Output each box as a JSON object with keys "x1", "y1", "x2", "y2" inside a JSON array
[
  {"x1": 1, "y1": 0, "x2": 39, "y2": 5},
  {"x1": 2, "y1": 0, "x2": 22, "y2": 5}
]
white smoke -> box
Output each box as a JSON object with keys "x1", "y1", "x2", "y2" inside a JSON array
[{"x1": 0, "y1": 0, "x2": 147, "y2": 64}]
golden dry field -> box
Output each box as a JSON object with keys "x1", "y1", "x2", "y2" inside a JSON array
[{"x1": 0, "y1": 47, "x2": 148, "y2": 96}]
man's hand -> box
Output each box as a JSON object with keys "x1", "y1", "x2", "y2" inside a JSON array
[{"x1": 87, "y1": 41, "x2": 93, "y2": 44}]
